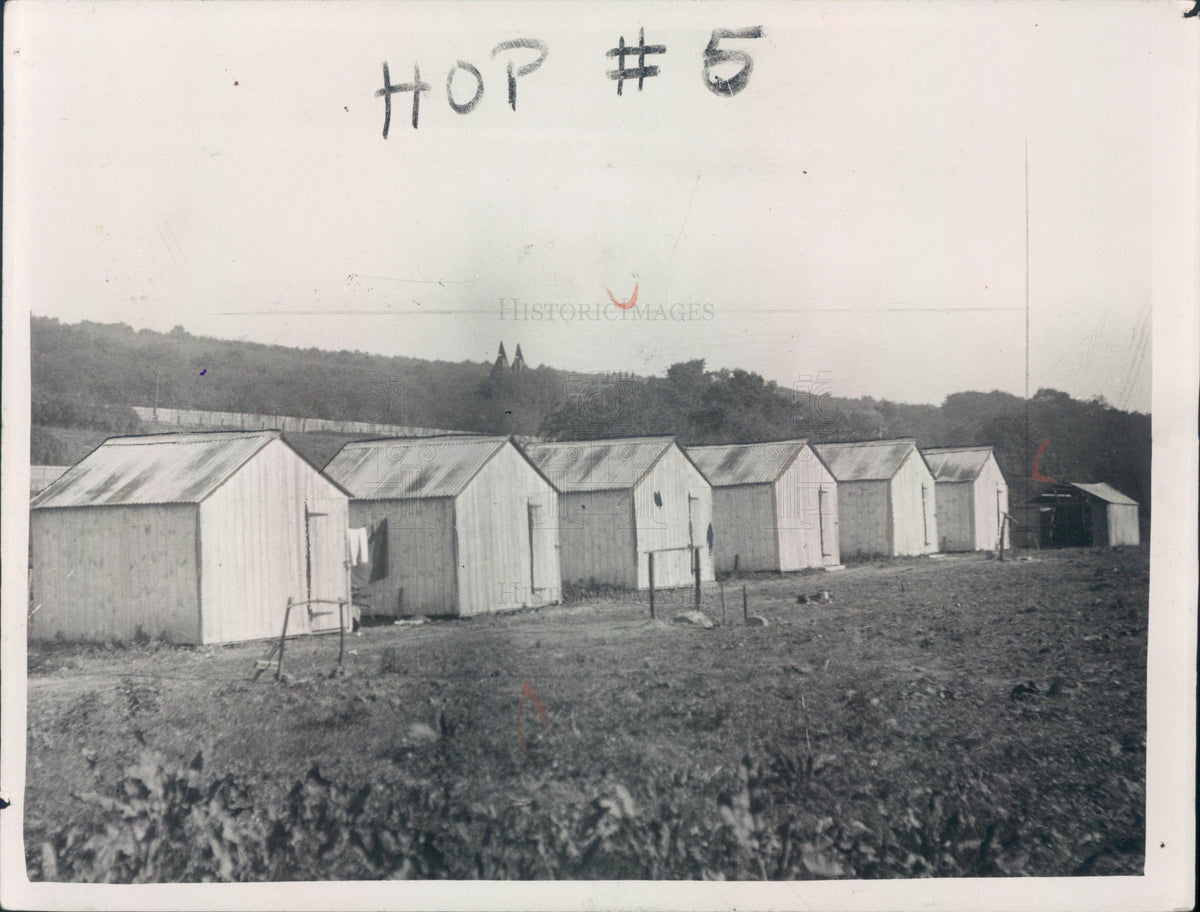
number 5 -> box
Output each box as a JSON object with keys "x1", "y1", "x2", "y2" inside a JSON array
[{"x1": 702, "y1": 26, "x2": 763, "y2": 97}]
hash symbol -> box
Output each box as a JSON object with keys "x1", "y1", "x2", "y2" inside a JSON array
[{"x1": 606, "y1": 28, "x2": 666, "y2": 96}]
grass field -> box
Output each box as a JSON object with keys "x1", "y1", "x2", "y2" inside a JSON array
[{"x1": 24, "y1": 547, "x2": 1148, "y2": 881}]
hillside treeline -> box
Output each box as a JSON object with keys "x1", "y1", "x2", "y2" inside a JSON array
[{"x1": 31, "y1": 318, "x2": 1150, "y2": 511}]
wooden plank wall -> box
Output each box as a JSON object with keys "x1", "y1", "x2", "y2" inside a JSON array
[
  {"x1": 972, "y1": 456, "x2": 1010, "y2": 551},
  {"x1": 775, "y1": 449, "x2": 840, "y2": 569},
  {"x1": 935, "y1": 482, "x2": 974, "y2": 551},
  {"x1": 557, "y1": 490, "x2": 637, "y2": 589},
  {"x1": 635, "y1": 446, "x2": 714, "y2": 589},
  {"x1": 350, "y1": 497, "x2": 455, "y2": 616},
  {"x1": 29, "y1": 504, "x2": 201, "y2": 643},
  {"x1": 709, "y1": 485, "x2": 776, "y2": 572},
  {"x1": 199, "y1": 439, "x2": 349, "y2": 643},
  {"x1": 890, "y1": 454, "x2": 939, "y2": 556},
  {"x1": 453, "y1": 444, "x2": 562, "y2": 616},
  {"x1": 836, "y1": 480, "x2": 890, "y2": 557}
]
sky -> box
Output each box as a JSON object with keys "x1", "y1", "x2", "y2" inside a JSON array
[{"x1": 7, "y1": 1, "x2": 1189, "y2": 413}]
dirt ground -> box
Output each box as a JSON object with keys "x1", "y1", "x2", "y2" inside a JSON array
[{"x1": 23, "y1": 546, "x2": 1148, "y2": 881}]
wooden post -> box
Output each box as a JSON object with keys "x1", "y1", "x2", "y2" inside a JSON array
[
  {"x1": 337, "y1": 600, "x2": 345, "y2": 667},
  {"x1": 345, "y1": 541, "x2": 354, "y2": 632},
  {"x1": 693, "y1": 547, "x2": 702, "y2": 612},
  {"x1": 719, "y1": 581, "x2": 727, "y2": 625},
  {"x1": 275, "y1": 598, "x2": 293, "y2": 681},
  {"x1": 648, "y1": 552, "x2": 656, "y2": 620},
  {"x1": 742, "y1": 585, "x2": 749, "y2": 624}
]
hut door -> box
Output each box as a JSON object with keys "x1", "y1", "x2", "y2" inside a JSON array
[
  {"x1": 818, "y1": 487, "x2": 829, "y2": 556},
  {"x1": 996, "y1": 485, "x2": 1008, "y2": 548},
  {"x1": 687, "y1": 493, "x2": 697, "y2": 548},
  {"x1": 304, "y1": 499, "x2": 345, "y2": 633},
  {"x1": 1039, "y1": 507, "x2": 1057, "y2": 547},
  {"x1": 684, "y1": 492, "x2": 700, "y2": 583},
  {"x1": 527, "y1": 502, "x2": 541, "y2": 598},
  {"x1": 920, "y1": 485, "x2": 931, "y2": 545}
]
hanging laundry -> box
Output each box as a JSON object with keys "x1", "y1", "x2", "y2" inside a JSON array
[
  {"x1": 351, "y1": 517, "x2": 389, "y2": 593},
  {"x1": 368, "y1": 518, "x2": 388, "y2": 582},
  {"x1": 347, "y1": 526, "x2": 370, "y2": 565}
]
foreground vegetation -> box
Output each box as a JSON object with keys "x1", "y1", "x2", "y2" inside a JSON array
[{"x1": 25, "y1": 548, "x2": 1147, "y2": 881}]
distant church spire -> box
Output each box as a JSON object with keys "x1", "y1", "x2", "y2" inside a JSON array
[
  {"x1": 511, "y1": 344, "x2": 526, "y2": 372},
  {"x1": 490, "y1": 342, "x2": 509, "y2": 378}
]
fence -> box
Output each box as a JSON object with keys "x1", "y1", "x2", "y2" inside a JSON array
[{"x1": 132, "y1": 407, "x2": 467, "y2": 439}]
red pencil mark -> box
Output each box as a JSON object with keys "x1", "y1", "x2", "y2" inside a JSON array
[
  {"x1": 517, "y1": 679, "x2": 549, "y2": 750},
  {"x1": 1031, "y1": 437, "x2": 1057, "y2": 483},
  {"x1": 606, "y1": 283, "x2": 639, "y2": 310}
]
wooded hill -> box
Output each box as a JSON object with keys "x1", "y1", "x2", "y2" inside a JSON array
[{"x1": 30, "y1": 318, "x2": 1151, "y2": 515}]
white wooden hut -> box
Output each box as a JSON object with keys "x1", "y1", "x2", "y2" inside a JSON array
[
  {"x1": 812, "y1": 438, "x2": 938, "y2": 558},
  {"x1": 324, "y1": 436, "x2": 561, "y2": 617},
  {"x1": 922, "y1": 445, "x2": 1010, "y2": 552},
  {"x1": 525, "y1": 437, "x2": 714, "y2": 590},
  {"x1": 29, "y1": 431, "x2": 350, "y2": 644},
  {"x1": 686, "y1": 440, "x2": 840, "y2": 572}
]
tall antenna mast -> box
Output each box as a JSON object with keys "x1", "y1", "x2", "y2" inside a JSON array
[{"x1": 1024, "y1": 140, "x2": 1031, "y2": 508}]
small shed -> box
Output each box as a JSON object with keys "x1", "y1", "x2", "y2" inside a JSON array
[
  {"x1": 1019, "y1": 482, "x2": 1140, "y2": 548},
  {"x1": 812, "y1": 438, "x2": 939, "y2": 558},
  {"x1": 525, "y1": 437, "x2": 714, "y2": 590},
  {"x1": 921, "y1": 445, "x2": 1010, "y2": 552},
  {"x1": 686, "y1": 440, "x2": 840, "y2": 572},
  {"x1": 29, "y1": 431, "x2": 350, "y2": 644},
  {"x1": 324, "y1": 436, "x2": 561, "y2": 617}
]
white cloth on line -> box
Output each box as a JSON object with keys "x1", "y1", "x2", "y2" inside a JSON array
[{"x1": 348, "y1": 527, "x2": 370, "y2": 564}]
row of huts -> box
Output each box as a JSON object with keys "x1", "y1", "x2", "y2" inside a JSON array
[{"x1": 27, "y1": 431, "x2": 1139, "y2": 644}]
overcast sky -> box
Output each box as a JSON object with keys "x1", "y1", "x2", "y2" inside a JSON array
[{"x1": 8, "y1": 1, "x2": 1189, "y2": 412}]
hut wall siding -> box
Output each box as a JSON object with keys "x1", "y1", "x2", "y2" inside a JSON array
[
  {"x1": 453, "y1": 444, "x2": 562, "y2": 616},
  {"x1": 972, "y1": 456, "x2": 1009, "y2": 550},
  {"x1": 199, "y1": 439, "x2": 349, "y2": 643},
  {"x1": 710, "y1": 485, "x2": 777, "y2": 572},
  {"x1": 835, "y1": 480, "x2": 890, "y2": 557},
  {"x1": 890, "y1": 455, "x2": 939, "y2": 556},
  {"x1": 1107, "y1": 503, "x2": 1140, "y2": 546},
  {"x1": 635, "y1": 448, "x2": 714, "y2": 589},
  {"x1": 935, "y1": 482, "x2": 974, "y2": 552},
  {"x1": 557, "y1": 490, "x2": 637, "y2": 588},
  {"x1": 527, "y1": 481, "x2": 561, "y2": 599},
  {"x1": 29, "y1": 504, "x2": 200, "y2": 643},
  {"x1": 775, "y1": 451, "x2": 840, "y2": 569},
  {"x1": 351, "y1": 498, "x2": 455, "y2": 616}
]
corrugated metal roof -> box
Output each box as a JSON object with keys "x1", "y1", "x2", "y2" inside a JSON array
[
  {"x1": 525, "y1": 438, "x2": 674, "y2": 492},
  {"x1": 1072, "y1": 482, "x2": 1139, "y2": 506},
  {"x1": 922, "y1": 446, "x2": 995, "y2": 483},
  {"x1": 31, "y1": 431, "x2": 281, "y2": 509},
  {"x1": 324, "y1": 436, "x2": 509, "y2": 499},
  {"x1": 812, "y1": 439, "x2": 919, "y2": 481},
  {"x1": 29, "y1": 465, "x2": 72, "y2": 495},
  {"x1": 686, "y1": 440, "x2": 810, "y2": 487}
]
